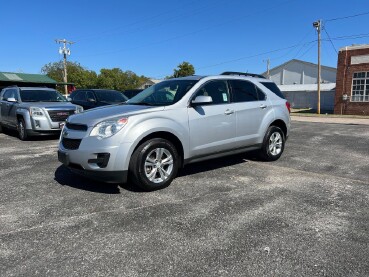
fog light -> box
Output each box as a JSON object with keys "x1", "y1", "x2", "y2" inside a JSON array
[{"x1": 88, "y1": 153, "x2": 110, "y2": 168}]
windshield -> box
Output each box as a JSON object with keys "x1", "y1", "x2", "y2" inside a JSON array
[
  {"x1": 20, "y1": 89, "x2": 67, "y2": 102},
  {"x1": 95, "y1": 90, "x2": 127, "y2": 103},
  {"x1": 127, "y1": 79, "x2": 198, "y2": 106}
]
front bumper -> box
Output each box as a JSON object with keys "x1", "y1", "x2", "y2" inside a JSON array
[{"x1": 58, "y1": 150, "x2": 128, "y2": 183}]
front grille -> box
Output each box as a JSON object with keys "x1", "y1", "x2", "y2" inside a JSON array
[
  {"x1": 66, "y1": 122, "x2": 88, "y2": 131},
  {"x1": 62, "y1": 138, "x2": 82, "y2": 150},
  {"x1": 47, "y1": 110, "x2": 75, "y2": 122}
]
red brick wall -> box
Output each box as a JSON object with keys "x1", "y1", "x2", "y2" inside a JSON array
[{"x1": 334, "y1": 47, "x2": 369, "y2": 115}]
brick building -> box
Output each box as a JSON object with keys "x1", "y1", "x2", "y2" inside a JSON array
[{"x1": 334, "y1": 45, "x2": 369, "y2": 115}]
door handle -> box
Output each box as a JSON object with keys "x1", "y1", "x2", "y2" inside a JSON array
[
  {"x1": 224, "y1": 109, "x2": 234, "y2": 115},
  {"x1": 259, "y1": 104, "x2": 267, "y2": 109}
]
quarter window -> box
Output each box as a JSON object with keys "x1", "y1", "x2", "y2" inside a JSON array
[
  {"x1": 352, "y1": 72, "x2": 369, "y2": 102},
  {"x1": 230, "y1": 80, "x2": 265, "y2": 102}
]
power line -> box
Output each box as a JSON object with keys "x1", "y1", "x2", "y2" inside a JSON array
[
  {"x1": 197, "y1": 43, "x2": 308, "y2": 70},
  {"x1": 295, "y1": 41, "x2": 316, "y2": 59},
  {"x1": 323, "y1": 27, "x2": 338, "y2": 54},
  {"x1": 325, "y1": 11, "x2": 369, "y2": 22},
  {"x1": 329, "y1": 32, "x2": 369, "y2": 40},
  {"x1": 73, "y1": 0, "x2": 227, "y2": 41},
  {"x1": 77, "y1": 0, "x2": 296, "y2": 58}
]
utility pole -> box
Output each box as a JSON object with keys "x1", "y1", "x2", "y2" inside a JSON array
[
  {"x1": 313, "y1": 20, "x2": 321, "y2": 114},
  {"x1": 55, "y1": 39, "x2": 74, "y2": 96},
  {"x1": 263, "y1": 58, "x2": 270, "y2": 79}
]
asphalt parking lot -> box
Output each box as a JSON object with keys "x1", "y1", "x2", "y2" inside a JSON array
[{"x1": 1, "y1": 121, "x2": 369, "y2": 276}]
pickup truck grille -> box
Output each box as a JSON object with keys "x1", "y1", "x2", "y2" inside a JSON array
[
  {"x1": 47, "y1": 110, "x2": 75, "y2": 122},
  {"x1": 62, "y1": 138, "x2": 82, "y2": 150}
]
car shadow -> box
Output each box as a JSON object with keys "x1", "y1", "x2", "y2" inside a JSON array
[
  {"x1": 54, "y1": 151, "x2": 261, "y2": 194},
  {"x1": 54, "y1": 166, "x2": 121, "y2": 194},
  {"x1": 178, "y1": 151, "x2": 259, "y2": 177},
  {"x1": 2, "y1": 127, "x2": 60, "y2": 141}
]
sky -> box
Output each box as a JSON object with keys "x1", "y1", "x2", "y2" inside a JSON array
[{"x1": 1, "y1": 0, "x2": 369, "y2": 79}]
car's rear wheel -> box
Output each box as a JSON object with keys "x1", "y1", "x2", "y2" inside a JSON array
[
  {"x1": 259, "y1": 126, "x2": 285, "y2": 161},
  {"x1": 17, "y1": 118, "x2": 28, "y2": 141},
  {"x1": 129, "y1": 138, "x2": 179, "y2": 191}
]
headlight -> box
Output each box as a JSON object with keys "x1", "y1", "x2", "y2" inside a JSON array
[
  {"x1": 30, "y1": 107, "x2": 44, "y2": 117},
  {"x1": 90, "y1": 117, "x2": 128, "y2": 139},
  {"x1": 75, "y1": 105, "x2": 84, "y2": 114}
]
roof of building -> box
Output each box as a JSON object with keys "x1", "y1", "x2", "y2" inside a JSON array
[
  {"x1": 262, "y1": 59, "x2": 336, "y2": 76},
  {"x1": 0, "y1": 72, "x2": 57, "y2": 84},
  {"x1": 339, "y1": 44, "x2": 369, "y2": 51},
  {"x1": 143, "y1": 78, "x2": 163, "y2": 85},
  {"x1": 278, "y1": 83, "x2": 336, "y2": 92}
]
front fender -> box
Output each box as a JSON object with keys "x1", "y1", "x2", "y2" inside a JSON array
[
  {"x1": 115, "y1": 112, "x2": 189, "y2": 171},
  {"x1": 16, "y1": 108, "x2": 32, "y2": 129}
]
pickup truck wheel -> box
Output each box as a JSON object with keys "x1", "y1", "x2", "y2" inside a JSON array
[
  {"x1": 17, "y1": 118, "x2": 28, "y2": 141},
  {"x1": 129, "y1": 138, "x2": 179, "y2": 191},
  {"x1": 259, "y1": 126, "x2": 285, "y2": 161}
]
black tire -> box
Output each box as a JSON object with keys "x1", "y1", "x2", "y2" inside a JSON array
[
  {"x1": 17, "y1": 118, "x2": 28, "y2": 141},
  {"x1": 129, "y1": 138, "x2": 179, "y2": 191},
  {"x1": 0, "y1": 123, "x2": 3, "y2": 133},
  {"x1": 259, "y1": 126, "x2": 285, "y2": 161}
]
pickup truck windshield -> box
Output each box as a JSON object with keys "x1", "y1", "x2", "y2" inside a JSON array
[
  {"x1": 127, "y1": 79, "x2": 198, "y2": 106},
  {"x1": 20, "y1": 90, "x2": 68, "y2": 102}
]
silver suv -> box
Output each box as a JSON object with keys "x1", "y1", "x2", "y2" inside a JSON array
[
  {"x1": 58, "y1": 72, "x2": 290, "y2": 191},
  {"x1": 0, "y1": 86, "x2": 83, "y2": 140}
]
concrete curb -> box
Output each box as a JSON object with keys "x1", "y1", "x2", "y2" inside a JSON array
[{"x1": 291, "y1": 115, "x2": 369, "y2": 125}]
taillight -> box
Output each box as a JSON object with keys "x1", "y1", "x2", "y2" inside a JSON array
[{"x1": 285, "y1": 101, "x2": 291, "y2": 113}]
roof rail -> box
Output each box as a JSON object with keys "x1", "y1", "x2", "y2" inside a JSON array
[{"x1": 220, "y1": 71, "x2": 266, "y2": 79}]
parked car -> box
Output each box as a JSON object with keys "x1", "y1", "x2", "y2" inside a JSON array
[
  {"x1": 122, "y1": 89, "x2": 143, "y2": 99},
  {"x1": 58, "y1": 72, "x2": 290, "y2": 191},
  {"x1": 0, "y1": 86, "x2": 83, "y2": 140},
  {"x1": 69, "y1": 89, "x2": 128, "y2": 110}
]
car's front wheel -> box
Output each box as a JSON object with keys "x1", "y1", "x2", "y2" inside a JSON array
[
  {"x1": 17, "y1": 118, "x2": 28, "y2": 141},
  {"x1": 259, "y1": 126, "x2": 285, "y2": 161},
  {"x1": 129, "y1": 138, "x2": 179, "y2": 191}
]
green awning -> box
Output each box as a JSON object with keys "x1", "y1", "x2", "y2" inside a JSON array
[{"x1": 0, "y1": 72, "x2": 57, "y2": 84}]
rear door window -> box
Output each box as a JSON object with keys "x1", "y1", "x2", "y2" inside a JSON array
[{"x1": 229, "y1": 80, "x2": 266, "y2": 102}]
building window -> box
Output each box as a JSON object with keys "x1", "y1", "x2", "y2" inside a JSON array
[{"x1": 352, "y1": 72, "x2": 369, "y2": 102}]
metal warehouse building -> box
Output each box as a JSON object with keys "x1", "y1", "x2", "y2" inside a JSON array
[{"x1": 263, "y1": 59, "x2": 337, "y2": 112}]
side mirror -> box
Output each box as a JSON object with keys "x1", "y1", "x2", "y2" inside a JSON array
[
  {"x1": 191, "y1": 95, "x2": 212, "y2": 106},
  {"x1": 7, "y1": 97, "x2": 17, "y2": 103},
  {"x1": 87, "y1": 98, "x2": 96, "y2": 103}
]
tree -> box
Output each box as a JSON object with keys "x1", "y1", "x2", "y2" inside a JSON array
[
  {"x1": 96, "y1": 68, "x2": 148, "y2": 91},
  {"x1": 42, "y1": 62, "x2": 149, "y2": 91},
  {"x1": 172, "y1": 61, "x2": 195, "y2": 78},
  {"x1": 41, "y1": 61, "x2": 98, "y2": 89}
]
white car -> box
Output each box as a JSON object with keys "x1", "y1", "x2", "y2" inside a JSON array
[{"x1": 58, "y1": 72, "x2": 290, "y2": 191}]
